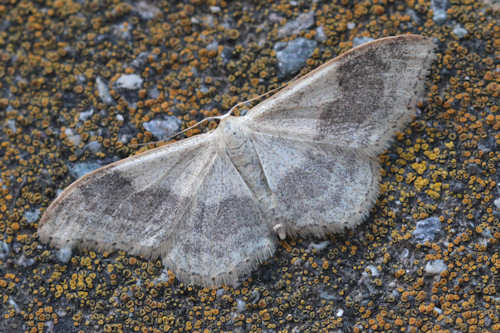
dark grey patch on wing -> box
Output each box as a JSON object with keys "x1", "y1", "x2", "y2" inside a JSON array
[
  {"x1": 274, "y1": 148, "x2": 346, "y2": 220},
  {"x1": 187, "y1": 196, "x2": 265, "y2": 247},
  {"x1": 78, "y1": 170, "x2": 135, "y2": 206},
  {"x1": 316, "y1": 47, "x2": 389, "y2": 139},
  {"x1": 108, "y1": 187, "x2": 182, "y2": 237},
  {"x1": 173, "y1": 195, "x2": 272, "y2": 282},
  {"x1": 54, "y1": 169, "x2": 185, "y2": 244},
  {"x1": 50, "y1": 171, "x2": 134, "y2": 225},
  {"x1": 78, "y1": 171, "x2": 136, "y2": 227}
]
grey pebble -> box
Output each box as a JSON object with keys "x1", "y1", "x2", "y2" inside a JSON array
[
  {"x1": 278, "y1": 12, "x2": 315, "y2": 37},
  {"x1": 24, "y1": 209, "x2": 40, "y2": 224},
  {"x1": 425, "y1": 259, "x2": 447, "y2": 275},
  {"x1": 115, "y1": 74, "x2": 143, "y2": 90},
  {"x1": 69, "y1": 161, "x2": 102, "y2": 179},
  {"x1": 274, "y1": 38, "x2": 317, "y2": 78},
  {"x1": 353, "y1": 36, "x2": 374, "y2": 47},
  {"x1": 431, "y1": 0, "x2": 448, "y2": 24},
  {"x1": 412, "y1": 216, "x2": 442, "y2": 244},
  {"x1": 56, "y1": 247, "x2": 73, "y2": 264},
  {"x1": 143, "y1": 116, "x2": 181, "y2": 140},
  {"x1": 96, "y1": 77, "x2": 114, "y2": 105},
  {"x1": 452, "y1": 25, "x2": 468, "y2": 39}
]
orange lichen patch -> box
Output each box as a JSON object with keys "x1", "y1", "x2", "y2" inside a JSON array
[{"x1": 414, "y1": 176, "x2": 430, "y2": 191}]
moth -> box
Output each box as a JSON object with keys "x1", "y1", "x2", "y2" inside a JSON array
[{"x1": 38, "y1": 35, "x2": 435, "y2": 287}]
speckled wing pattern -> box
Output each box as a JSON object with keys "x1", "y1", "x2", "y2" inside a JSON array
[{"x1": 38, "y1": 35, "x2": 435, "y2": 287}]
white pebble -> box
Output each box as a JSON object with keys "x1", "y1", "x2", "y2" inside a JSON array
[
  {"x1": 425, "y1": 260, "x2": 447, "y2": 275},
  {"x1": 65, "y1": 128, "x2": 81, "y2": 146},
  {"x1": 452, "y1": 25, "x2": 468, "y2": 39},
  {"x1": 308, "y1": 240, "x2": 329, "y2": 252},
  {"x1": 366, "y1": 265, "x2": 380, "y2": 277},
  {"x1": 57, "y1": 247, "x2": 73, "y2": 264},
  {"x1": 115, "y1": 74, "x2": 143, "y2": 90},
  {"x1": 493, "y1": 197, "x2": 500, "y2": 209},
  {"x1": 96, "y1": 77, "x2": 113, "y2": 105},
  {"x1": 236, "y1": 299, "x2": 246, "y2": 312}
]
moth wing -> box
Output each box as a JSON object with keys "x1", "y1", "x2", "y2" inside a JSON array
[
  {"x1": 249, "y1": 131, "x2": 380, "y2": 237},
  {"x1": 38, "y1": 132, "x2": 218, "y2": 260},
  {"x1": 39, "y1": 131, "x2": 275, "y2": 287},
  {"x1": 244, "y1": 35, "x2": 435, "y2": 155},
  {"x1": 161, "y1": 142, "x2": 276, "y2": 287}
]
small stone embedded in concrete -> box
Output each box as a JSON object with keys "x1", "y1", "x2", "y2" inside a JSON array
[
  {"x1": 148, "y1": 87, "x2": 160, "y2": 99},
  {"x1": 493, "y1": 197, "x2": 500, "y2": 209},
  {"x1": 85, "y1": 141, "x2": 102, "y2": 153},
  {"x1": 24, "y1": 209, "x2": 40, "y2": 223},
  {"x1": 16, "y1": 255, "x2": 35, "y2": 267},
  {"x1": 209, "y1": 6, "x2": 221, "y2": 13},
  {"x1": 278, "y1": 11, "x2": 315, "y2": 37},
  {"x1": 425, "y1": 259, "x2": 447, "y2": 275},
  {"x1": 406, "y1": 9, "x2": 421, "y2": 24},
  {"x1": 452, "y1": 25, "x2": 468, "y2": 39},
  {"x1": 79, "y1": 109, "x2": 94, "y2": 121},
  {"x1": 119, "y1": 122, "x2": 138, "y2": 143},
  {"x1": 315, "y1": 26, "x2": 327, "y2": 42},
  {"x1": 134, "y1": 1, "x2": 160, "y2": 20},
  {"x1": 69, "y1": 162, "x2": 102, "y2": 179},
  {"x1": 412, "y1": 217, "x2": 442, "y2": 244},
  {"x1": 216, "y1": 288, "x2": 225, "y2": 298},
  {"x1": 56, "y1": 247, "x2": 72, "y2": 264},
  {"x1": 96, "y1": 77, "x2": 114, "y2": 105},
  {"x1": 8, "y1": 298, "x2": 20, "y2": 313},
  {"x1": 64, "y1": 128, "x2": 81, "y2": 146},
  {"x1": 431, "y1": 0, "x2": 448, "y2": 24},
  {"x1": 353, "y1": 36, "x2": 374, "y2": 47},
  {"x1": 131, "y1": 52, "x2": 151, "y2": 69},
  {"x1": 274, "y1": 38, "x2": 317, "y2": 78},
  {"x1": 0, "y1": 241, "x2": 9, "y2": 260},
  {"x1": 236, "y1": 299, "x2": 246, "y2": 312},
  {"x1": 319, "y1": 290, "x2": 337, "y2": 300},
  {"x1": 112, "y1": 23, "x2": 132, "y2": 40},
  {"x1": 6, "y1": 119, "x2": 16, "y2": 132},
  {"x1": 308, "y1": 241, "x2": 330, "y2": 252},
  {"x1": 143, "y1": 116, "x2": 181, "y2": 140},
  {"x1": 366, "y1": 265, "x2": 380, "y2": 277},
  {"x1": 115, "y1": 74, "x2": 143, "y2": 90}
]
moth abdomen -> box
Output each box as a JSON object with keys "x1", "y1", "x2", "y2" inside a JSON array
[{"x1": 219, "y1": 116, "x2": 275, "y2": 211}]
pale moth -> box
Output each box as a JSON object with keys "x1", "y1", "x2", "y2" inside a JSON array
[{"x1": 38, "y1": 35, "x2": 435, "y2": 287}]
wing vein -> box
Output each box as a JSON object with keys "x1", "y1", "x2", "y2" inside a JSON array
[
  {"x1": 248, "y1": 133, "x2": 275, "y2": 209},
  {"x1": 221, "y1": 147, "x2": 264, "y2": 210}
]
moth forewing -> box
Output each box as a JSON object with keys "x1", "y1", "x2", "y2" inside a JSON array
[
  {"x1": 38, "y1": 132, "x2": 218, "y2": 258},
  {"x1": 244, "y1": 34, "x2": 435, "y2": 155}
]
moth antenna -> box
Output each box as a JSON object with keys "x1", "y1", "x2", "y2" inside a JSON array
[
  {"x1": 160, "y1": 84, "x2": 287, "y2": 142},
  {"x1": 129, "y1": 84, "x2": 287, "y2": 149},
  {"x1": 225, "y1": 84, "x2": 284, "y2": 117}
]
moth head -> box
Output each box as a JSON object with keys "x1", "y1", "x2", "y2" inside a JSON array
[{"x1": 219, "y1": 115, "x2": 247, "y2": 142}]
